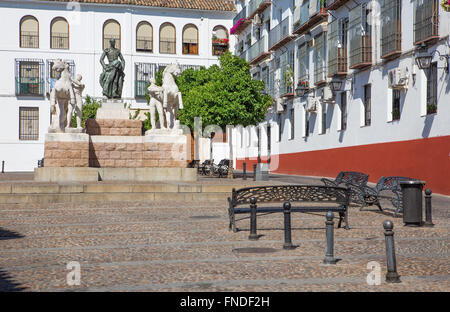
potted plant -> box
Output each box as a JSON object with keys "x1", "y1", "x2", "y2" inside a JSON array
[
  {"x1": 427, "y1": 103, "x2": 437, "y2": 114},
  {"x1": 320, "y1": 0, "x2": 327, "y2": 13},
  {"x1": 441, "y1": 0, "x2": 450, "y2": 12}
]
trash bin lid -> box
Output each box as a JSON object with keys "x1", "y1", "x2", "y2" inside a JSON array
[{"x1": 399, "y1": 180, "x2": 426, "y2": 185}]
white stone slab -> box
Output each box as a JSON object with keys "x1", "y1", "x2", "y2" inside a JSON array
[
  {"x1": 144, "y1": 134, "x2": 187, "y2": 144},
  {"x1": 96, "y1": 99, "x2": 130, "y2": 119},
  {"x1": 45, "y1": 133, "x2": 90, "y2": 142},
  {"x1": 89, "y1": 136, "x2": 144, "y2": 144}
]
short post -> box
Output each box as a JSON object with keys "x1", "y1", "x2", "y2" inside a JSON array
[
  {"x1": 1, "y1": 161, "x2": 4, "y2": 173},
  {"x1": 242, "y1": 162, "x2": 247, "y2": 180},
  {"x1": 424, "y1": 189, "x2": 434, "y2": 227},
  {"x1": 248, "y1": 197, "x2": 258, "y2": 241},
  {"x1": 323, "y1": 211, "x2": 337, "y2": 264},
  {"x1": 283, "y1": 201, "x2": 295, "y2": 250},
  {"x1": 253, "y1": 164, "x2": 257, "y2": 181},
  {"x1": 383, "y1": 220, "x2": 401, "y2": 283}
]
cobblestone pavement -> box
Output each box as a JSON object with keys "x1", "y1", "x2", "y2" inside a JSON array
[{"x1": 0, "y1": 175, "x2": 448, "y2": 292}]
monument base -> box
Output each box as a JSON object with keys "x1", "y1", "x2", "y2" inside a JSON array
[
  {"x1": 43, "y1": 133, "x2": 90, "y2": 167},
  {"x1": 96, "y1": 99, "x2": 130, "y2": 120}
]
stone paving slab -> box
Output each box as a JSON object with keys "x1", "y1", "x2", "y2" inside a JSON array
[{"x1": 0, "y1": 175, "x2": 448, "y2": 292}]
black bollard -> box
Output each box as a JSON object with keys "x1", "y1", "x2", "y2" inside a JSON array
[
  {"x1": 1, "y1": 160, "x2": 4, "y2": 173},
  {"x1": 253, "y1": 164, "x2": 257, "y2": 181},
  {"x1": 323, "y1": 211, "x2": 337, "y2": 264},
  {"x1": 283, "y1": 201, "x2": 295, "y2": 250},
  {"x1": 383, "y1": 220, "x2": 401, "y2": 283},
  {"x1": 248, "y1": 197, "x2": 258, "y2": 241},
  {"x1": 424, "y1": 189, "x2": 434, "y2": 227},
  {"x1": 243, "y1": 162, "x2": 247, "y2": 180}
]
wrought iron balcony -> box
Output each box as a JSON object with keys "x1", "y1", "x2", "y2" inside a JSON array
[
  {"x1": 239, "y1": 49, "x2": 248, "y2": 62},
  {"x1": 233, "y1": 5, "x2": 247, "y2": 26},
  {"x1": 51, "y1": 33, "x2": 69, "y2": 49},
  {"x1": 16, "y1": 77, "x2": 44, "y2": 96},
  {"x1": 248, "y1": 0, "x2": 271, "y2": 19},
  {"x1": 292, "y1": 1, "x2": 328, "y2": 35},
  {"x1": 328, "y1": 47, "x2": 347, "y2": 76},
  {"x1": 269, "y1": 16, "x2": 295, "y2": 51},
  {"x1": 326, "y1": 0, "x2": 351, "y2": 10},
  {"x1": 248, "y1": 36, "x2": 270, "y2": 65},
  {"x1": 414, "y1": 0, "x2": 439, "y2": 45},
  {"x1": 349, "y1": 34, "x2": 372, "y2": 69},
  {"x1": 20, "y1": 31, "x2": 39, "y2": 48},
  {"x1": 231, "y1": 5, "x2": 251, "y2": 35},
  {"x1": 381, "y1": 0, "x2": 401, "y2": 59},
  {"x1": 136, "y1": 37, "x2": 153, "y2": 52}
]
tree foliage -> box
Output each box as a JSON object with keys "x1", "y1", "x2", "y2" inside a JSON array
[
  {"x1": 71, "y1": 95, "x2": 101, "y2": 128},
  {"x1": 176, "y1": 52, "x2": 272, "y2": 131}
]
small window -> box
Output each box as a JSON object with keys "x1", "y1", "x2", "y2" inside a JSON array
[
  {"x1": 136, "y1": 22, "x2": 153, "y2": 52},
  {"x1": 364, "y1": 84, "x2": 371, "y2": 126},
  {"x1": 278, "y1": 113, "x2": 283, "y2": 142},
  {"x1": 51, "y1": 17, "x2": 69, "y2": 49},
  {"x1": 392, "y1": 89, "x2": 401, "y2": 120},
  {"x1": 160, "y1": 23, "x2": 176, "y2": 54},
  {"x1": 183, "y1": 24, "x2": 198, "y2": 55},
  {"x1": 267, "y1": 124, "x2": 271, "y2": 154},
  {"x1": 103, "y1": 19, "x2": 121, "y2": 50},
  {"x1": 20, "y1": 16, "x2": 39, "y2": 48},
  {"x1": 19, "y1": 107, "x2": 39, "y2": 140},
  {"x1": 304, "y1": 110, "x2": 310, "y2": 137},
  {"x1": 321, "y1": 102, "x2": 326, "y2": 134},
  {"x1": 426, "y1": 62, "x2": 437, "y2": 114}
]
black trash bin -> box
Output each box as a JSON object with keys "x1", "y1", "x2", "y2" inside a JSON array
[{"x1": 400, "y1": 180, "x2": 425, "y2": 227}]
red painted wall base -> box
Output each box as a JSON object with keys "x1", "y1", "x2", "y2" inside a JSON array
[{"x1": 236, "y1": 136, "x2": 450, "y2": 195}]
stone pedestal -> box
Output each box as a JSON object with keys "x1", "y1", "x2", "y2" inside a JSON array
[
  {"x1": 143, "y1": 128, "x2": 188, "y2": 168},
  {"x1": 43, "y1": 133, "x2": 90, "y2": 167},
  {"x1": 96, "y1": 99, "x2": 130, "y2": 120}
]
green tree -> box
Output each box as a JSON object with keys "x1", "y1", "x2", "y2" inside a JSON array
[
  {"x1": 176, "y1": 51, "x2": 272, "y2": 131},
  {"x1": 71, "y1": 95, "x2": 101, "y2": 128}
]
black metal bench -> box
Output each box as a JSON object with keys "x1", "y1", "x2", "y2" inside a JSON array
[
  {"x1": 212, "y1": 159, "x2": 230, "y2": 178},
  {"x1": 228, "y1": 185, "x2": 351, "y2": 233},
  {"x1": 198, "y1": 159, "x2": 214, "y2": 175},
  {"x1": 321, "y1": 171, "x2": 369, "y2": 205},
  {"x1": 350, "y1": 176, "x2": 420, "y2": 217}
]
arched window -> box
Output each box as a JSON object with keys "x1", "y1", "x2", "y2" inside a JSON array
[
  {"x1": 159, "y1": 23, "x2": 176, "y2": 54},
  {"x1": 182, "y1": 24, "x2": 198, "y2": 55},
  {"x1": 20, "y1": 16, "x2": 39, "y2": 48},
  {"x1": 103, "y1": 19, "x2": 121, "y2": 50},
  {"x1": 212, "y1": 25, "x2": 229, "y2": 56},
  {"x1": 50, "y1": 17, "x2": 69, "y2": 49},
  {"x1": 136, "y1": 21, "x2": 153, "y2": 52}
]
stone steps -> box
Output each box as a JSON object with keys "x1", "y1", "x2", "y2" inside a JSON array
[{"x1": 0, "y1": 181, "x2": 279, "y2": 204}]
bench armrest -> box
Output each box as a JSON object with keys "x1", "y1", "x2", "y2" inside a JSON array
[{"x1": 321, "y1": 178, "x2": 338, "y2": 187}]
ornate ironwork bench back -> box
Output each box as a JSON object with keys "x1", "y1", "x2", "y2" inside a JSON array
[
  {"x1": 336, "y1": 171, "x2": 369, "y2": 186},
  {"x1": 231, "y1": 185, "x2": 350, "y2": 207}
]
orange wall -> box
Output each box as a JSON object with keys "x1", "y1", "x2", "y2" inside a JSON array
[{"x1": 236, "y1": 136, "x2": 450, "y2": 195}]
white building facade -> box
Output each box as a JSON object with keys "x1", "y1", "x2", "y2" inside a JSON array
[
  {"x1": 0, "y1": 0, "x2": 235, "y2": 171},
  {"x1": 231, "y1": 0, "x2": 450, "y2": 195}
]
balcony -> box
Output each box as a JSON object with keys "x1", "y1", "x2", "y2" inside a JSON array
[
  {"x1": 248, "y1": 0, "x2": 271, "y2": 19},
  {"x1": 349, "y1": 35, "x2": 372, "y2": 69},
  {"x1": 292, "y1": 1, "x2": 328, "y2": 35},
  {"x1": 239, "y1": 49, "x2": 248, "y2": 62},
  {"x1": 381, "y1": 0, "x2": 401, "y2": 59},
  {"x1": 328, "y1": 47, "x2": 347, "y2": 76},
  {"x1": 16, "y1": 77, "x2": 44, "y2": 96},
  {"x1": 20, "y1": 31, "x2": 39, "y2": 48},
  {"x1": 248, "y1": 36, "x2": 270, "y2": 65},
  {"x1": 51, "y1": 33, "x2": 69, "y2": 49},
  {"x1": 326, "y1": 0, "x2": 351, "y2": 10},
  {"x1": 136, "y1": 37, "x2": 153, "y2": 52},
  {"x1": 231, "y1": 6, "x2": 251, "y2": 35},
  {"x1": 414, "y1": 0, "x2": 439, "y2": 46},
  {"x1": 269, "y1": 16, "x2": 296, "y2": 51}
]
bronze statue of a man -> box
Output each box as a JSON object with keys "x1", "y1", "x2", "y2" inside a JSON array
[{"x1": 99, "y1": 38, "x2": 125, "y2": 99}]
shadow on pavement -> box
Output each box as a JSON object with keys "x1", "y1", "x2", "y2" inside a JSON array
[{"x1": 0, "y1": 227, "x2": 27, "y2": 291}]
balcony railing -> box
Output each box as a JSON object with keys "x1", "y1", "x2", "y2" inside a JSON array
[
  {"x1": 414, "y1": 0, "x2": 439, "y2": 45},
  {"x1": 349, "y1": 35, "x2": 372, "y2": 69},
  {"x1": 381, "y1": 0, "x2": 401, "y2": 59},
  {"x1": 293, "y1": 0, "x2": 328, "y2": 35},
  {"x1": 20, "y1": 31, "x2": 39, "y2": 48},
  {"x1": 233, "y1": 6, "x2": 247, "y2": 26},
  {"x1": 16, "y1": 77, "x2": 44, "y2": 96},
  {"x1": 104, "y1": 35, "x2": 120, "y2": 49},
  {"x1": 136, "y1": 37, "x2": 153, "y2": 52},
  {"x1": 160, "y1": 39, "x2": 176, "y2": 54},
  {"x1": 248, "y1": 36, "x2": 270, "y2": 64},
  {"x1": 51, "y1": 33, "x2": 69, "y2": 49},
  {"x1": 239, "y1": 49, "x2": 248, "y2": 62},
  {"x1": 326, "y1": 0, "x2": 351, "y2": 10},
  {"x1": 269, "y1": 16, "x2": 295, "y2": 51},
  {"x1": 212, "y1": 42, "x2": 228, "y2": 56},
  {"x1": 248, "y1": 0, "x2": 271, "y2": 19}
]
